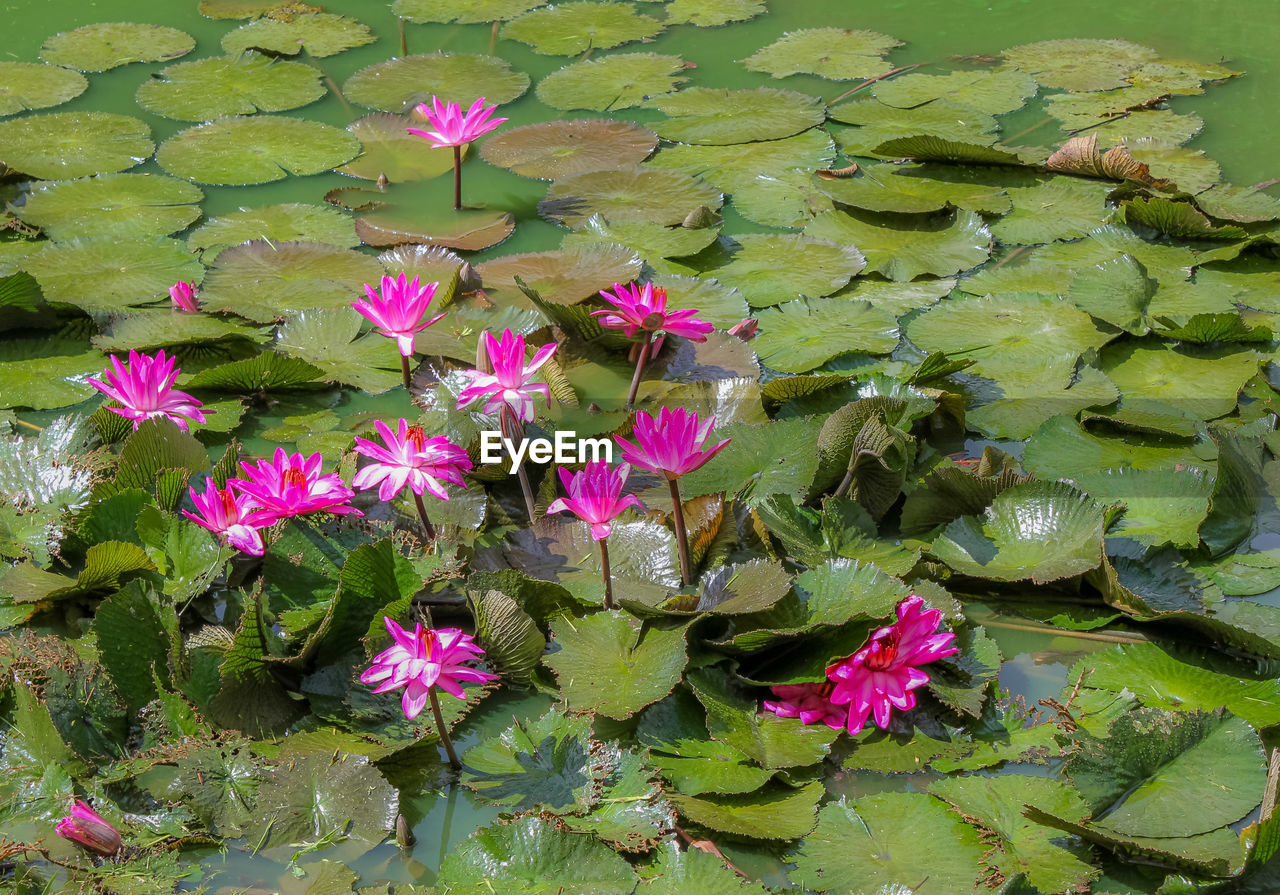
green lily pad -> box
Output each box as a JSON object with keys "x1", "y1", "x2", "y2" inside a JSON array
[
  {"x1": 440, "y1": 816, "x2": 636, "y2": 893},
  {"x1": 461, "y1": 710, "x2": 601, "y2": 812},
  {"x1": 40, "y1": 22, "x2": 194, "y2": 72},
  {"x1": 1125, "y1": 195, "x2": 1248, "y2": 240},
  {"x1": 481, "y1": 119, "x2": 658, "y2": 180},
  {"x1": 1001, "y1": 38, "x2": 1159, "y2": 92},
  {"x1": 540, "y1": 166, "x2": 722, "y2": 228},
  {"x1": 343, "y1": 52, "x2": 530, "y2": 113},
  {"x1": 187, "y1": 202, "x2": 359, "y2": 261},
  {"x1": 1022, "y1": 414, "x2": 1201, "y2": 483},
  {"x1": 806, "y1": 208, "x2": 991, "y2": 281},
  {"x1": 648, "y1": 129, "x2": 837, "y2": 193},
  {"x1": 276, "y1": 309, "x2": 404, "y2": 394},
  {"x1": 1099, "y1": 340, "x2": 1260, "y2": 421},
  {"x1": 680, "y1": 416, "x2": 823, "y2": 507},
  {"x1": 22, "y1": 236, "x2": 202, "y2": 315},
  {"x1": 198, "y1": 240, "x2": 384, "y2": 322},
  {"x1": 326, "y1": 181, "x2": 516, "y2": 250},
  {"x1": 664, "y1": 0, "x2": 765, "y2": 27},
  {"x1": 741, "y1": 27, "x2": 902, "y2": 81},
  {"x1": 0, "y1": 111, "x2": 153, "y2": 179},
  {"x1": 135, "y1": 52, "x2": 326, "y2": 121},
  {"x1": 836, "y1": 275, "x2": 955, "y2": 315},
  {"x1": 668, "y1": 782, "x2": 824, "y2": 840},
  {"x1": 753, "y1": 299, "x2": 898, "y2": 372},
  {"x1": 648, "y1": 86, "x2": 825, "y2": 145},
  {"x1": 393, "y1": 0, "x2": 544, "y2": 22},
  {"x1": 94, "y1": 311, "x2": 270, "y2": 353},
  {"x1": 1194, "y1": 183, "x2": 1280, "y2": 223},
  {"x1": 816, "y1": 161, "x2": 1013, "y2": 215},
  {"x1": 157, "y1": 115, "x2": 359, "y2": 186},
  {"x1": 0, "y1": 348, "x2": 105, "y2": 410},
  {"x1": 874, "y1": 67, "x2": 1039, "y2": 115},
  {"x1": 0, "y1": 62, "x2": 87, "y2": 116},
  {"x1": 827, "y1": 98, "x2": 998, "y2": 156},
  {"x1": 17, "y1": 173, "x2": 203, "y2": 241},
  {"x1": 337, "y1": 113, "x2": 461, "y2": 182},
  {"x1": 536, "y1": 52, "x2": 689, "y2": 112},
  {"x1": 1068, "y1": 253, "x2": 1157, "y2": 334},
  {"x1": 873, "y1": 134, "x2": 1028, "y2": 166},
  {"x1": 220, "y1": 12, "x2": 376, "y2": 58},
  {"x1": 477, "y1": 240, "x2": 642, "y2": 307},
  {"x1": 561, "y1": 214, "x2": 720, "y2": 265},
  {"x1": 1129, "y1": 146, "x2": 1222, "y2": 192},
  {"x1": 991, "y1": 176, "x2": 1115, "y2": 245},
  {"x1": 929, "y1": 480, "x2": 1106, "y2": 584},
  {"x1": 729, "y1": 169, "x2": 838, "y2": 229},
  {"x1": 500, "y1": 2, "x2": 663, "y2": 56},
  {"x1": 710, "y1": 233, "x2": 865, "y2": 308},
  {"x1": 197, "y1": 0, "x2": 291, "y2": 18}
]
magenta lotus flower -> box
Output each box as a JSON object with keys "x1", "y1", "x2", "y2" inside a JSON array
[
  {"x1": 228, "y1": 448, "x2": 361, "y2": 528},
  {"x1": 352, "y1": 274, "x2": 446, "y2": 358},
  {"x1": 354, "y1": 419, "x2": 472, "y2": 502},
  {"x1": 88, "y1": 349, "x2": 210, "y2": 433},
  {"x1": 827, "y1": 595, "x2": 959, "y2": 733},
  {"x1": 615, "y1": 407, "x2": 730, "y2": 480},
  {"x1": 169, "y1": 280, "x2": 199, "y2": 313},
  {"x1": 594, "y1": 282, "x2": 715, "y2": 342},
  {"x1": 406, "y1": 96, "x2": 507, "y2": 148},
  {"x1": 362, "y1": 617, "x2": 498, "y2": 718},
  {"x1": 546, "y1": 460, "x2": 643, "y2": 542},
  {"x1": 56, "y1": 799, "x2": 122, "y2": 857},
  {"x1": 182, "y1": 478, "x2": 265, "y2": 556},
  {"x1": 457, "y1": 329, "x2": 558, "y2": 424},
  {"x1": 763, "y1": 681, "x2": 845, "y2": 730}
]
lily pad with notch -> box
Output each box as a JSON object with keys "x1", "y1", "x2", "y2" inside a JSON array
[
  {"x1": 187, "y1": 203, "x2": 359, "y2": 262},
  {"x1": 753, "y1": 299, "x2": 898, "y2": 373},
  {"x1": 806, "y1": 207, "x2": 992, "y2": 281},
  {"x1": 477, "y1": 240, "x2": 642, "y2": 307},
  {"x1": 827, "y1": 98, "x2": 999, "y2": 157},
  {"x1": 664, "y1": 0, "x2": 765, "y2": 27},
  {"x1": 873, "y1": 67, "x2": 1039, "y2": 115},
  {"x1": 220, "y1": 12, "x2": 376, "y2": 58},
  {"x1": 0, "y1": 62, "x2": 87, "y2": 117},
  {"x1": 536, "y1": 52, "x2": 689, "y2": 112},
  {"x1": 647, "y1": 129, "x2": 836, "y2": 193},
  {"x1": 816, "y1": 160, "x2": 1013, "y2": 215},
  {"x1": 481, "y1": 119, "x2": 658, "y2": 180},
  {"x1": 1001, "y1": 38, "x2": 1159, "y2": 92},
  {"x1": 647, "y1": 86, "x2": 825, "y2": 146},
  {"x1": 337, "y1": 113, "x2": 462, "y2": 182},
  {"x1": 540, "y1": 166, "x2": 722, "y2": 229},
  {"x1": 393, "y1": 0, "x2": 544, "y2": 23},
  {"x1": 741, "y1": 27, "x2": 902, "y2": 81},
  {"x1": 94, "y1": 311, "x2": 271, "y2": 354},
  {"x1": 135, "y1": 52, "x2": 326, "y2": 122},
  {"x1": 276, "y1": 310, "x2": 405, "y2": 394},
  {"x1": 342, "y1": 52, "x2": 530, "y2": 113},
  {"x1": 16, "y1": 173, "x2": 203, "y2": 241},
  {"x1": 325, "y1": 180, "x2": 516, "y2": 250},
  {"x1": 156, "y1": 115, "x2": 360, "y2": 186},
  {"x1": 709, "y1": 233, "x2": 865, "y2": 308},
  {"x1": 21, "y1": 236, "x2": 202, "y2": 316},
  {"x1": 561, "y1": 215, "x2": 720, "y2": 266},
  {"x1": 40, "y1": 22, "x2": 194, "y2": 72},
  {"x1": 500, "y1": 2, "x2": 664, "y2": 56},
  {"x1": 0, "y1": 111, "x2": 153, "y2": 180}
]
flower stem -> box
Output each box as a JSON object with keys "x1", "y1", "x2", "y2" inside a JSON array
[
  {"x1": 429, "y1": 686, "x2": 460, "y2": 769},
  {"x1": 398, "y1": 17, "x2": 408, "y2": 55},
  {"x1": 599, "y1": 538, "x2": 614, "y2": 610},
  {"x1": 668, "y1": 477, "x2": 693, "y2": 585},
  {"x1": 500, "y1": 406, "x2": 537, "y2": 524},
  {"x1": 452, "y1": 144, "x2": 463, "y2": 210},
  {"x1": 400, "y1": 354, "x2": 412, "y2": 391},
  {"x1": 488, "y1": 20, "x2": 499, "y2": 55},
  {"x1": 625, "y1": 337, "x2": 649, "y2": 409},
  {"x1": 413, "y1": 492, "x2": 437, "y2": 541}
]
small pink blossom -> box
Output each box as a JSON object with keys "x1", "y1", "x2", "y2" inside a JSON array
[
  {"x1": 827, "y1": 595, "x2": 959, "y2": 733},
  {"x1": 351, "y1": 274, "x2": 446, "y2": 358},
  {"x1": 361, "y1": 617, "x2": 498, "y2": 719},
  {"x1": 727, "y1": 318, "x2": 758, "y2": 340},
  {"x1": 353, "y1": 418, "x2": 472, "y2": 502},
  {"x1": 594, "y1": 282, "x2": 714, "y2": 342},
  {"x1": 88, "y1": 349, "x2": 210, "y2": 433},
  {"x1": 406, "y1": 96, "x2": 506, "y2": 148},
  {"x1": 169, "y1": 281, "x2": 199, "y2": 313},
  {"x1": 762, "y1": 681, "x2": 845, "y2": 729},
  {"x1": 456, "y1": 329, "x2": 558, "y2": 424},
  {"x1": 228, "y1": 448, "x2": 361, "y2": 528},
  {"x1": 545, "y1": 460, "x2": 644, "y2": 541},
  {"x1": 56, "y1": 799, "x2": 122, "y2": 856},
  {"x1": 615, "y1": 407, "x2": 730, "y2": 480},
  {"x1": 182, "y1": 478, "x2": 265, "y2": 556}
]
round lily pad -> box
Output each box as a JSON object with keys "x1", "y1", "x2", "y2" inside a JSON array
[
  {"x1": 648, "y1": 87, "x2": 825, "y2": 145},
  {"x1": 379, "y1": 244, "x2": 466, "y2": 291},
  {"x1": 540, "y1": 166, "x2": 723, "y2": 228},
  {"x1": 500, "y1": 2, "x2": 663, "y2": 56},
  {"x1": 828, "y1": 98, "x2": 998, "y2": 156},
  {"x1": 741, "y1": 28, "x2": 903, "y2": 81},
  {"x1": 135, "y1": 52, "x2": 326, "y2": 121},
  {"x1": 710, "y1": 233, "x2": 865, "y2": 308},
  {"x1": 561, "y1": 215, "x2": 720, "y2": 265},
  {"x1": 187, "y1": 203, "x2": 359, "y2": 261},
  {"x1": 343, "y1": 53, "x2": 530, "y2": 113},
  {"x1": 1001, "y1": 39, "x2": 1159, "y2": 92},
  {"x1": 337, "y1": 113, "x2": 462, "y2": 182},
  {"x1": 0, "y1": 111, "x2": 153, "y2": 179},
  {"x1": 665, "y1": 0, "x2": 765, "y2": 26},
  {"x1": 326, "y1": 181, "x2": 516, "y2": 251},
  {"x1": 220, "y1": 12, "x2": 376, "y2": 58},
  {"x1": 730, "y1": 169, "x2": 837, "y2": 229},
  {"x1": 17, "y1": 173, "x2": 203, "y2": 241},
  {"x1": 817, "y1": 161, "x2": 1014, "y2": 216},
  {"x1": 40, "y1": 22, "x2": 194, "y2": 72},
  {"x1": 156, "y1": 116, "x2": 360, "y2": 185},
  {"x1": 536, "y1": 53, "x2": 689, "y2": 112},
  {"x1": 480, "y1": 119, "x2": 658, "y2": 180},
  {"x1": 648, "y1": 129, "x2": 836, "y2": 193},
  {"x1": 807, "y1": 208, "x2": 992, "y2": 282},
  {"x1": 21, "y1": 236, "x2": 203, "y2": 316},
  {"x1": 478, "y1": 241, "x2": 642, "y2": 307},
  {"x1": 393, "y1": 0, "x2": 545, "y2": 24},
  {"x1": 0, "y1": 62, "x2": 87, "y2": 117},
  {"x1": 198, "y1": 0, "x2": 289, "y2": 17},
  {"x1": 755, "y1": 298, "x2": 898, "y2": 372},
  {"x1": 873, "y1": 68, "x2": 1039, "y2": 115},
  {"x1": 991, "y1": 177, "x2": 1115, "y2": 246},
  {"x1": 94, "y1": 311, "x2": 270, "y2": 353}
]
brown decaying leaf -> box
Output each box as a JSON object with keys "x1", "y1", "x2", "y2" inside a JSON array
[
  {"x1": 1045, "y1": 133, "x2": 1173, "y2": 189},
  {"x1": 815, "y1": 163, "x2": 859, "y2": 180}
]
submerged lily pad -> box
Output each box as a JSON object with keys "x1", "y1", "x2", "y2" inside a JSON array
[
  {"x1": 500, "y1": 2, "x2": 664, "y2": 56},
  {"x1": 0, "y1": 111, "x2": 153, "y2": 179},
  {"x1": 874, "y1": 67, "x2": 1039, "y2": 115},
  {"x1": 16, "y1": 173, "x2": 203, "y2": 241},
  {"x1": 220, "y1": 12, "x2": 376, "y2": 58},
  {"x1": 754, "y1": 299, "x2": 899, "y2": 372},
  {"x1": 647, "y1": 86, "x2": 825, "y2": 145},
  {"x1": 188, "y1": 203, "x2": 359, "y2": 261},
  {"x1": 536, "y1": 53, "x2": 689, "y2": 112},
  {"x1": 664, "y1": 0, "x2": 765, "y2": 27},
  {"x1": 156, "y1": 116, "x2": 360, "y2": 185},
  {"x1": 342, "y1": 52, "x2": 530, "y2": 113},
  {"x1": 481, "y1": 119, "x2": 658, "y2": 180},
  {"x1": 1001, "y1": 38, "x2": 1159, "y2": 92},
  {"x1": 806, "y1": 208, "x2": 992, "y2": 281},
  {"x1": 0, "y1": 62, "x2": 87, "y2": 116},
  {"x1": 741, "y1": 27, "x2": 902, "y2": 81},
  {"x1": 135, "y1": 52, "x2": 326, "y2": 121},
  {"x1": 337, "y1": 113, "x2": 461, "y2": 182},
  {"x1": 40, "y1": 22, "x2": 194, "y2": 72},
  {"x1": 540, "y1": 166, "x2": 722, "y2": 228},
  {"x1": 22, "y1": 236, "x2": 202, "y2": 315},
  {"x1": 326, "y1": 181, "x2": 516, "y2": 250},
  {"x1": 710, "y1": 233, "x2": 864, "y2": 308}
]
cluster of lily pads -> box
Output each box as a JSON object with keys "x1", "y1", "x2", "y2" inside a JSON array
[{"x1": 4, "y1": 0, "x2": 1280, "y2": 893}]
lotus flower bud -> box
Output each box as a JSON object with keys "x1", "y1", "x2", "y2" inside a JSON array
[{"x1": 55, "y1": 799, "x2": 122, "y2": 856}]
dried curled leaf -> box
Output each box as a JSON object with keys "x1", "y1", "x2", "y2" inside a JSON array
[{"x1": 1046, "y1": 134, "x2": 1172, "y2": 189}]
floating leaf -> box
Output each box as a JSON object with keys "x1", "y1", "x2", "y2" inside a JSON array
[
  {"x1": 650, "y1": 130, "x2": 836, "y2": 194},
  {"x1": 754, "y1": 299, "x2": 898, "y2": 372},
  {"x1": 156, "y1": 115, "x2": 360, "y2": 185},
  {"x1": 0, "y1": 111, "x2": 153, "y2": 179},
  {"x1": 1046, "y1": 133, "x2": 1170, "y2": 187},
  {"x1": 562, "y1": 214, "x2": 720, "y2": 264},
  {"x1": 220, "y1": 12, "x2": 376, "y2": 58},
  {"x1": 247, "y1": 748, "x2": 397, "y2": 848},
  {"x1": 197, "y1": 0, "x2": 291, "y2": 17},
  {"x1": 135, "y1": 52, "x2": 326, "y2": 121},
  {"x1": 343, "y1": 52, "x2": 530, "y2": 113},
  {"x1": 1001, "y1": 38, "x2": 1159, "y2": 92},
  {"x1": 187, "y1": 202, "x2": 359, "y2": 261},
  {"x1": 0, "y1": 348, "x2": 103, "y2": 411},
  {"x1": 327, "y1": 181, "x2": 516, "y2": 250},
  {"x1": 540, "y1": 166, "x2": 722, "y2": 228},
  {"x1": 22, "y1": 236, "x2": 202, "y2": 315},
  {"x1": 664, "y1": 0, "x2": 765, "y2": 27},
  {"x1": 680, "y1": 416, "x2": 822, "y2": 507},
  {"x1": 0, "y1": 62, "x2": 87, "y2": 116},
  {"x1": 874, "y1": 67, "x2": 1039, "y2": 115},
  {"x1": 536, "y1": 52, "x2": 689, "y2": 112},
  {"x1": 440, "y1": 816, "x2": 636, "y2": 893},
  {"x1": 183, "y1": 350, "x2": 324, "y2": 391},
  {"x1": 668, "y1": 782, "x2": 823, "y2": 840},
  {"x1": 873, "y1": 134, "x2": 1026, "y2": 166},
  {"x1": 990, "y1": 176, "x2": 1114, "y2": 245},
  {"x1": 828, "y1": 98, "x2": 999, "y2": 156},
  {"x1": 817, "y1": 161, "x2": 1013, "y2": 216},
  {"x1": 500, "y1": 2, "x2": 663, "y2": 56},
  {"x1": 648, "y1": 86, "x2": 825, "y2": 145},
  {"x1": 17, "y1": 173, "x2": 203, "y2": 241},
  {"x1": 40, "y1": 22, "x2": 194, "y2": 72},
  {"x1": 481, "y1": 119, "x2": 658, "y2": 180},
  {"x1": 1194, "y1": 182, "x2": 1280, "y2": 223},
  {"x1": 1068, "y1": 253, "x2": 1157, "y2": 334},
  {"x1": 394, "y1": 0, "x2": 544, "y2": 23},
  {"x1": 337, "y1": 113, "x2": 459, "y2": 182},
  {"x1": 710, "y1": 233, "x2": 864, "y2": 308},
  {"x1": 1124, "y1": 195, "x2": 1248, "y2": 240},
  {"x1": 806, "y1": 208, "x2": 991, "y2": 281},
  {"x1": 1098, "y1": 340, "x2": 1260, "y2": 421},
  {"x1": 742, "y1": 27, "x2": 902, "y2": 81},
  {"x1": 462, "y1": 710, "x2": 599, "y2": 812},
  {"x1": 94, "y1": 311, "x2": 270, "y2": 354},
  {"x1": 276, "y1": 309, "x2": 404, "y2": 393},
  {"x1": 478, "y1": 240, "x2": 641, "y2": 307}
]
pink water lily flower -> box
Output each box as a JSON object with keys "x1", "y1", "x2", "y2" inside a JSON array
[
  {"x1": 353, "y1": 418, "x2": 473, "y2": 502},
  {"x1": 229, "y1": 448, "x2": 361, "y2": 528},
  {"x1": 456, "y1": 329, "x2": 558, "y2": 424},
  {"x1": 351, "y1": 274, "x2": 446, "y2": 358},
  {"x1": 594, "y1": 282, "x2": 715, "y2": 342},
  {"x1": 182, "y1": 478, "x2": 265, "y2": 556},
  {"x1": 827, "y1": 595, "x2": 960, "y2": 733},
  {"x1": 546, "y1": 460, "x2": 643, "y2": 541},
  {"x1": 169, "y1": 281, "x2": 199, "y2": 313},
  {"x1": 407, "y1": 96, "x2": 507, "y2": 148},
  {"x1": 56, "y1": 799, "x2": 122, "y2": 857},
  {"x1": 763, "y1": 681, "x2": 845, "y2": 730},
  {"x1": 615, "y1": 407, "x2": 730, "y2": 480},
  {"x1": 361, "y1": 617, "x2": 498, "y2": 719},
  {"x1": 88, "y1": 349, "x2": 210, "y2": 433}
]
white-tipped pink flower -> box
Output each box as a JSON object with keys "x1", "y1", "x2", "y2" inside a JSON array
[
  {"x1": 406, "y1": 96, "x2": 507, "y2": 148},
  {"x1": 169, "y1": 281, "x2": 199, "y2": 313},
  {"x1": 351, "y1": 274, "x2": 446, "y2": 358},
  {"x1": 182, "y1": 478, "x2": 265, "y2": 556},
  {"x1": 546, "y1": 460, "x2": 644, "y2": 542},
  {"x1": 456, "y1": 329, "x2": 558, "y2": 424},
  {"x1": 228, "y1": 448, "x2": 361, "y2": 528},
  {"x1": 88, "y1": 349, "x2": 210, "y2": 433},
  {"x1": 362, "y1": 617, "x2": 498, "y2": 718},
  {"x1": 353, "y1": 419, "x2": 472, "y2": 502}
]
